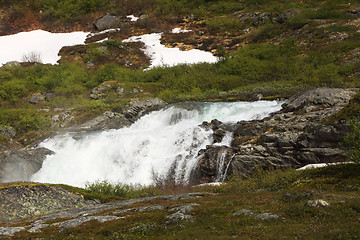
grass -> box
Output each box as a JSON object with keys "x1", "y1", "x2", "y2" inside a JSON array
[{"x1": 5, "y1": 164, "x2": 360, "y2": 239}]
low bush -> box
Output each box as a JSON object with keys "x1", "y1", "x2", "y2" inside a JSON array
[
  {"x1": 85, "y1": 180, "x2": 162, "y2": 199},
  {"x1": 342, "y1": 119, "x2": 360, "y2": 164}
]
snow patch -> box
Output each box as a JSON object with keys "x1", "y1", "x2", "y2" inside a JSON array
[
  {"x1": 127, "y1": 15, "x2": 139, "y2": 22},
  {"x1": 88, "y1": 28, "x2": 121, "y2": 37},
  {"x1": 123, "y1": 33, "x2": 218, "y2": 69},
  {"x1": 0, "y1": 30, "x2": 89, "y2": 66},
  {"x1": 297, "y1": 162, "x2": 352, "y2": 170},
  {"x1": 171, "y1": 28, "x2": 192, "y2": 33}
]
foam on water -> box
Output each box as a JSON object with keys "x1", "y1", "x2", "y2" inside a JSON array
[{"x1": 31, "y1": 101, "x2": 283, "y2": 187}]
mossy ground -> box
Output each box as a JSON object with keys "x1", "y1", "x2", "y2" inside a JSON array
[{"x1": 2, "y1": 164, "x2": 359, "y2": 239}]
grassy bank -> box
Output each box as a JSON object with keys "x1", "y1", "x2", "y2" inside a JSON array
[{"x1": 5, "y1": 163, "x2": 360, "y2": 239}]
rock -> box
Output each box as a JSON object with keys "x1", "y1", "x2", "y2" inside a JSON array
[
  {"x1": 29, "y1": 92, "x2": 45, "y2": 104},
  {"x1": 124, "y1": 98, "x2": 167, "y2": 122},
  {"x1": 94, "y1": 13, "x2": 122, "y2": 31},
  {"x1": 0, "y1": 184, "x2": 92, "y2": 222},
  {"x1": 255, "y1": 213, "x2": 280, "y2": 220},
  {"x1": 169, "y1": 203, "x2": 199, "y2": 214},
  {"x1": 139, "y1": 14, "x2": 149, "y2": 20},
  {"x1": 281, "y1": 88, "x2": 356, "y2": 112},
  {"x1": 0, "y1": 126, "x2": 16, "y2": 138},
  {"x1": 165, "y1": 212, "x2": 194, "y2": 224},
  {"x1": 90, "y1": 82, "x2": 116, "y2": 99},
  {"x1": 53, "y1": 215, "x2": 121, "y2": 231},
  {"x1": 3, "y1": 61, "x2": 20, "y2": 67},
  {"x1": 251, "y1": 93, "x2": 263, "y2": 101},
  {"x1": 0, "y1": 227, "x2": 25, "y2": 236},
  {"x1": 117, "y1": 86, "x2": 124, "y2": 95},
  {"x1": 0, "y1": 147, "x2": 54, "y2": 182},
  {"x1": 307, "y1": 199, "x2": 330, "y2": 208},
  {"x1": 78, "y1": 111, "x2": 131, "y2": 131},
  {"x1": 131, "y1": 223, "x2": 156, "y2": 233},
  {"x1": 233, "y1": 209, "x2": 254, "y2": 216}
]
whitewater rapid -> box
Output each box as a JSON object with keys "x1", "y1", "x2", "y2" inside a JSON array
[{"x1": 31, "y1": 101, "x2": 283, "y2": 187}]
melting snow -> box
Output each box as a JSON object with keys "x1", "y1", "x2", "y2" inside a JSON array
[
  {"x1": 171, "y1": 28, "x2": 192, "y2": 33},
  {"x1": 296, "y1": 162, "x2": 352, "y2": 170},
  {"x1": 127, "y1": 15, "x2": 139, "y2": 22},
  {"x1": 0, "y1": 30, "x2": 89, "y2": 66},
  {"x1": 123, "y1": 33, "x2": 218, "y2": 69}
]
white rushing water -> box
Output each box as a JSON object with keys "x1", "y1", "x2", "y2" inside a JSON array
[{"x1": 31, "y1": 101, "x2": 283, "y2": 187}]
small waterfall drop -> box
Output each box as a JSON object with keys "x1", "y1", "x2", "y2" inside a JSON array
[{"x1": 31, "y1": 101, "x2": 283, "y2": 187}]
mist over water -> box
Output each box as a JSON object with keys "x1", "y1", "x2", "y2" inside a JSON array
[{"x1": 31, "y1": 101, "x2": 283, "y2": 187}]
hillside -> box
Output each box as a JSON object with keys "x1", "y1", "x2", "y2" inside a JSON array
[
  {"x1": 0, "y1": 0, "x2": 360, "y2": 147},
  {"x1": 0, "y1": 0, "x2": 360, "y2": 238}
]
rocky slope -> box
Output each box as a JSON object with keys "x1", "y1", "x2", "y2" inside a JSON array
[
  {"x1": 193, "y1": 88, "x2": 358, "y2": 183},
  {"x1": 0, "y1": 183, "x2": 207, "y2": 238}
]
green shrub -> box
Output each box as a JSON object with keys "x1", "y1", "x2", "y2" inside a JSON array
[
  {"x1": 206, "y1": 16, "x2": 242, "y2": 35},
  {"x1": 0, "y1": 109, "x2": 50, "y2": 135},
  {"x1": 342, "y1": 120, "x2": 360, "y2": 164},
  {"x1": 85, "y1": 180, "x2": 162, "y2": 199}
]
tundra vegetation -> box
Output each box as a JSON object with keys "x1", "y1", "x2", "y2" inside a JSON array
[{"x1": 0, "y1": 0, "x2": 360, "y2": 238}]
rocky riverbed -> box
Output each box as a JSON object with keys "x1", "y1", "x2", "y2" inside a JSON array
[{"x1": 0, "y1": 88, "x2": 358, "y2": 185}]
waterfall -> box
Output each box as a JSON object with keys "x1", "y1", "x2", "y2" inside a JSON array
[
  {"x1": 215, "y1": 149, "x2": 228, "y2": 182},
  {"x1": 31, "y1": 101, "x2": 283, "y2": 187}
]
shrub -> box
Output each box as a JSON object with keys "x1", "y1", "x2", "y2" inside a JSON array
[
  {"x1": 342, "y1": 120, "x2": 360, "y2": 164},
  {"x1": 85, "y1": 180, "x2": 162, "y2": 199},
  {"x1": 22, "y1": 51, "x2": 42, "y2": 63},
  {"x1": 206, "y1": 16, "x2": 242, "y2": 35}
]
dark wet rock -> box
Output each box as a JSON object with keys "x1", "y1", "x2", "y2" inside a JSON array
[
  {"x1": 233, "y1": 209, "x2": 254, "y2": 216},
  {"x1": 307, "y1": 199, "x2": 330, "y2": 208},
  {"x1": 195, "y1": 88, "x2": 357, "y2": 183},
  {"x1": 255, "y1": 213, "x2": 280, "y2": 220},
  {"x1": 29, "y1": 92, "x2": 45, "y2": 104},
  {"x1": 95, "y1": 13, "x2": 123, "y2": 31},
  {"x1": 192, "y1": 146, "x2": 235, "y2": 183},
  {"x1": 0, "y1": 184, "x2": 92, "y2": 222},
  {"x1": 0, "y1": 147, "x2": 54, "y2": 182},
  {"x1": 124, "y1": 98, "x2": 167, "y2": 122}
]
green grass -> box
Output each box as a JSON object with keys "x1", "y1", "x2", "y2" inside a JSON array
[{"x1": 7, "y1": 164, "x2": 360, "y2": 239}]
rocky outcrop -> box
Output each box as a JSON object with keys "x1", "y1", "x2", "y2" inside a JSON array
[
  {"x1": 124, "y1": 98, "x2": 167, "y2": 122},
  {"x1": 94, "y1": 13, "x2": 123, "y2": 31},
  {"x1": 0, "y1": 187, "x2": 206, "y2": 237},
  {"x1": 0, "y1": 148, "x2": 54, "y2": 182},
  {"x1": 233, "y1": 9, "x2": 300, "y2": 26},
  {"x1": 194, "y1": 88, "x2": 358, "y2": 183},
  {"x1": 0, "y1": 184, "x2": 92, "y2": 222},
  {"x1": 77, "y1": 111, "x2": 131, "y2": 131}
]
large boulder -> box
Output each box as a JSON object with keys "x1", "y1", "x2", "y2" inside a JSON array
[
  {"x1": 94, "y1": 13, "x2": 123, "y2": 31},
  {"x1": 0, "y1": 148, "x2": 54, "y2": 182},
  {"x1": 124, "y1": 98, "x2": 167, "y2": 122}
]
